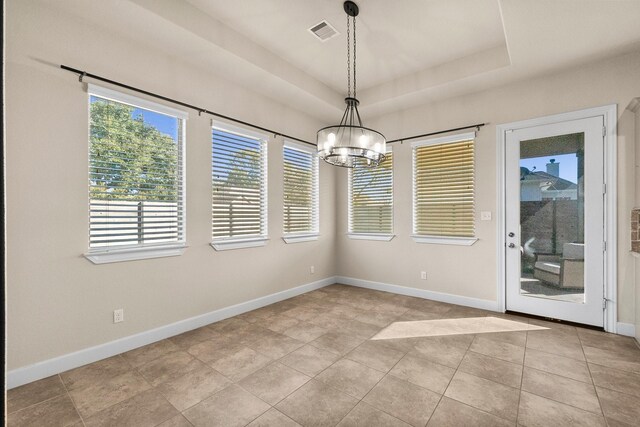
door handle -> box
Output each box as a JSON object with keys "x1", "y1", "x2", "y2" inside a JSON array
[
  {"x1": 508, "y1": 232, "x2": 515, "y2": 237},
  {"x1": 508, "y1": 243, "x2": 516, "y2": 248}
]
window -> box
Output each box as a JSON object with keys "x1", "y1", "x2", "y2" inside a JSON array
[
  {"x1": 86, "y1": 85, "x2": 187, "y2": 264},
  {"x1": 348, "y1": 149, "x2": 394, "y2": 240},
  {"x1": 283, "y1": 141, "x2": 319, "y2": 242},
  {"x1": 412, "y1": 132, "x2": 477, "y2": 245},
  {"x1": 211, "y1": 123, "x2": 268, "y2": 250}
]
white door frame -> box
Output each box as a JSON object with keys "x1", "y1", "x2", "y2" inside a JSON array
[{"x1": 496, "y1": 105, "x2": 617, "y2": 332}]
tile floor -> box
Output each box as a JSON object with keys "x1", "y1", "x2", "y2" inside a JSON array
[{"x1": 7, "y1": 284, "x2": 640, "y2": 426}]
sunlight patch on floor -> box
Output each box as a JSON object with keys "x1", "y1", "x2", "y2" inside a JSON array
[{"x1": 372, "y1": 316, "x2": 548, "y2": 340}]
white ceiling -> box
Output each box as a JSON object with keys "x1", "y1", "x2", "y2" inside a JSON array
[
  {"x1": 185, "y1": 0, "x2": 507, "y2": 92},
  {"x1": 45, "y1": 0, "x2": 640, "y2": 122}
]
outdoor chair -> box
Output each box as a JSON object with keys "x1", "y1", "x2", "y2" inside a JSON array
[{"x1": 533, "y1": 242, "x2": 584, "y2": 289}]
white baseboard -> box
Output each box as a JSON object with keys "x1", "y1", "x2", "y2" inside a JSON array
[
  {"x1": 336, "y1": 276, "x2": 502, "y2": 312},
  {"x1": 7, "y1": 276, "x2": 336, "y2": 389},
  {"x1": 617, "y1": 322, "x2": 636, "y2": 337}
]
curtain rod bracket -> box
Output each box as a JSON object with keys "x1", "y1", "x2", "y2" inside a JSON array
[{"x1": 79, "y1": 72, "x2": 86, "y2": 83}]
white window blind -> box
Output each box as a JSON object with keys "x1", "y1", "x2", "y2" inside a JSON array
[
  {"x1": 283, "y1": 142, "x2": 319, "y2": 235},
  {"x1": 348, "y1": 151, "x2": 393, "y2": 234},
  {"x1": 413, "y1": 135, "x2": 475, "y2": 238},
  {"x1": 88, "y1": 86, "x2": 186, "y2": 252},
  {"x1": 212, "y1": 126, "x2": 267, "y2": 240}
]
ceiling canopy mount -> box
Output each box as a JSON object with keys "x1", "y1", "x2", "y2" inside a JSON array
[{"x1": 343, "y1": 1, "x2": 359, "y2": 17}]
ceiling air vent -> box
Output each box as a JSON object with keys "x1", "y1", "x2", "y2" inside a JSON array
[{"x1": 308, "y1": 20, "x2": 339, "y2": 42}]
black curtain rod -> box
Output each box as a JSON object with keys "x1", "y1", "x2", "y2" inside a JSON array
[
  {"x1": 386, "y1": 123, "x2": 486, "y2": 144},
  {"x1": 60, "y1": 65, "x2": 316, "y2": 147},
  {"x1": 61, "y1": 65, "x2": 485, "y2": 149}
]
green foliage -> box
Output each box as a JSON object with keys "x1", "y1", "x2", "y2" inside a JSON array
[
  {"x1": 212, "y1": 142, "x2": 265, "y2": 238},
  {"x1": 89, "y1": 100, "x2": 179, "y2": 201},
  {"x1": 224, "y1": 148, "x2": 262, "y2": 191},
  {"x1": 284, "y1": 163, "x2": 313, "y2": 203},
  {"x1": 213, "y1": 147, "x2": 263, "y2": 208},
  {"x1": 283, "y1": 156, "x2": 314, "y2": 233},
  {"x1": 351, "y1": 156, "x2": 392, "y2": 203}
]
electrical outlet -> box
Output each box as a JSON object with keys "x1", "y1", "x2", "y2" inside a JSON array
[
  {"x1": 113, "y1": 309, "x2": 124, "y2": 323},
  {"x1": 481, "y1": 211, "x2": 492, "y2": 221},
  {"x1": 421, "y1": 271, "x2": 427, "y2": 280},
  {"x1": 310, "y1": 265, "x2": 315, "y2": 274}
]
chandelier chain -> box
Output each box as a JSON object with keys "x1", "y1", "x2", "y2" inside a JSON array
[
  {"x1": 346, "y1": 14, "x2": 351, "y2": 98},
  {"x1": 353, "y1": 15, "x2": 357, "y2": 99}
]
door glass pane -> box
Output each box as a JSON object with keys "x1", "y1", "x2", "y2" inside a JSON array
[{"x1": 519, "y1": 133, "x2": 585, "y2": 303}]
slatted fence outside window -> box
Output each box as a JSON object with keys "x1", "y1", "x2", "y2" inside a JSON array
[
  {"x1": 88, "y1": 85, "x2": 186, "y2": 252},
  {"x1": 348, "y1": 151, "x2": 394, "y2": 234},
  {"x1": 413, "y1": 134, "x2": 475, "y2": 238},
  {"x1": 212, "y1": 126, "x2": 268, "y2": 240},
  {"x1": 283, "y1": 142, "x2": 319, "y2": 236}
]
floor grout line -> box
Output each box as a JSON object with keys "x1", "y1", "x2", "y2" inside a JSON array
[
  {"x1": 58, "y1": 373, "x2": 87, "y2": 427},
  {"x1": 128, "y1": 353, "x2": 186, "y2": 427},
  {"x1": 179, "y1": 315, "x2": 358, "y2": 423},
  {"x1": 515, "y1": 329, "x2": 528, "y2": 425},
  {"x1": 578, "y1": 332, "x2": 607, "y2": 419},
  {"x1": 240, "y1": 301, "x2": 412, "y2": 425},
  {"x1": 330, "y1": 317, "x2": 413, "y2": 426},
  {"x1": 6, "y1": 390, "x2": 68, "y2": 417},
  {"x1": 423, "y1": 333, "x2": 480, "y2": 426},
  {"x1": 518, "y1": 388, "x2": 607, "y2": 418}
]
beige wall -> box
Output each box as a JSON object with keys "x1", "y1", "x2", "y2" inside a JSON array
[
  {"x1": 336, "y1": 51, "x2": 640, "y2": 324},
  {"x1": 5, "y1": 1, "x2": 336, "y2": 370}
]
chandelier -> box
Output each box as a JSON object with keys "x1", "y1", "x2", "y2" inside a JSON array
[{"x1": 317, "y1": 1, "x2": 386, "y2": 168}]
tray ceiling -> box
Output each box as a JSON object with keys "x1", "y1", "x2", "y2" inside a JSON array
[{"x1": 44, "y1": 0, "x2": 640, "y2": 121}]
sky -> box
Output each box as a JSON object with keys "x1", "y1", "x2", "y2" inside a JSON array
[
  {"x1": 520, "y1": 153, "x2": 578, "y2": 184},
  {"x1": 131, "y1": 107, "x2": 179, "y2": 140}
]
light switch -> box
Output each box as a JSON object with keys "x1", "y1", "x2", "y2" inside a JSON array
[{"x1": 481, "y1": 211, "x2": 492, "y2": 221}]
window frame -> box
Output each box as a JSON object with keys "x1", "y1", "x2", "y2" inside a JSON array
[
  {"x1": 411, "y1": 132, "x2": 478, "y2": 246},
  {"x1": 84, "y1": 84, "x2": 188, "y2": 264},
  {"x1": 210, "y1": 121, "x2": 269, "y2": 251},
  {"x1": 347, "y1": 147, "x2": 395, "y2": 241},
  {"x1": 282, "y1": 140, "x2": 320, "y2": 243}
]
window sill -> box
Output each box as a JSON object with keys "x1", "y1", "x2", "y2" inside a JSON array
[
  {"x1": 412, "y1": 235, "x2": 478, "y2": 246},
  {"x1": 84, "y1": 244, "x2": 187, "y2": 264},
  {"x1": 347, "y1": 233, "x2": 395, "y2": 241},
  {"x1": 211, "y1": 237, "x2": 269, "y2": 251},
  {"x1": 282, "y1": 234, "x2": 319, "y2": 244}
]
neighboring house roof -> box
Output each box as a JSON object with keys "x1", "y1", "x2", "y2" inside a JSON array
[{"x1": 520, "y1": 167, "x2": 577, "y2": 190}]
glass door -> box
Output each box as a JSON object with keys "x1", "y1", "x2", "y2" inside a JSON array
[{"x1": 505, "y1": 117, "x2": 604, "y2": 326}]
